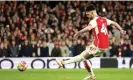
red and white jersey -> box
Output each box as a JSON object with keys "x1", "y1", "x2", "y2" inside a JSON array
[{"x1": 87, "y1": 16, "x2": 112, "y2": 49}]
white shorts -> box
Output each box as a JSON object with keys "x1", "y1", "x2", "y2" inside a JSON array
[{"x1": 85, "y1": 44, "x2": 105, "y2": 57}]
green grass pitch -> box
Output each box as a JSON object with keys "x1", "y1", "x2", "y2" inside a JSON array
[{"x1": 0, "y1": 68, "x2": 133, "y2": 80}]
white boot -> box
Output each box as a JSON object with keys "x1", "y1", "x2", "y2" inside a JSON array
[
  {"x1": 83, "y1": 75, "x2": 96, "y2": 80},
  {"x1": 56, "y1": 60, "x2": 63, "y2": 68}
]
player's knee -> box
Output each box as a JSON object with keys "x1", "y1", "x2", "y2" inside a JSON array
[{"x1": 80, "y1": 51, "x2": 94, "y2": 60}]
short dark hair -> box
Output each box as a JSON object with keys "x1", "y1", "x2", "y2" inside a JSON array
[{"x1": 86, "y1": 4, "x2": 96, "y2": 12}]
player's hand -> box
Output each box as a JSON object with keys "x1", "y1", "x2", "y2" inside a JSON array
[
  {"x1": 120, "y1": 30, "x2": 126, "y2": 35},
  {"x1": 74, "y1": 33, "x2": 80, "y2": 38}
]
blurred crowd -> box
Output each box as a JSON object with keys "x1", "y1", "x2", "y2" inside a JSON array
[{"x1": 0, "y1": 1, "x2": 133, "y2": 57}]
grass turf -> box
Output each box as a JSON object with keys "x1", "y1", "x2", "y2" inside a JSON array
[{"x1": 0, "y1": 68, "x2": 133, "y2": 80}]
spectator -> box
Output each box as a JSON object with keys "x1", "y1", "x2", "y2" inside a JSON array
[
  {"x1": 40, "y1": 39, "x2": 49, "y2": 57},
  {"x1": 36, "y1": 40, "x2": 42, "y2": 57},
  {"x1": 74, "y1": 39, "x2": 85, "y2": 56},
  {"x1": 117, "y1": 46, "x2": 122, "y2": 57},
  {"x1": 112, "y1": 25, "x2": 121, "y2": 40},
  {"x1": 0, "y1": 42, "x2": 9, "y2": 57},
  {"x1": 67, "y1": 40, "x2": 74, "y2": 57},
  {"x1": 121, "y1": 45, "x2": 129, "y2": 57},
  {"x1": 31, "y1": 41, "x2": 38, "y2": 57},
  {"x1": 110, "y1": 39, "x2": 119, "y2": 57},
  {"x1": 8, "y1": 40, "x2": 19, "y2": 57},
  {"x1": 19, "y1": 39, "x2": 32, "y2": 57},
  {"x1": 47, "y1": 40, "x2": 54, "y2": 56},
  {"x1": 3, "y1": 41, "x2": 9, "y2": 57},
  {"x1": 51, "y1": 40, "x2": 61, "y2": 57},
  {"x1": 60, "y1": 40, "x2": 70, "y2": 57},
  {"x1": 128, "y1": 44, "x2": 133, "y2": 57}
]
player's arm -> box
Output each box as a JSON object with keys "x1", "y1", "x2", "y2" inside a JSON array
[
  {"x1": 111, "y1": 21, "x2": 126, "y2": 34},
  {"x1": 107, "y1": 19, "x2": 126, "y2": 34},
  {"x1": 74, "y1": 20, "x2": 96, "y2": 38},
  {"x1": 74, "y1": 24, "x2": 93, "y2": 38},
  {"x1": 75, "y1": 25, "x2": 90, "y2": 34}
]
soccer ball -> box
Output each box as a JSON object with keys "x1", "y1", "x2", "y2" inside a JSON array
[{"x1": 17, "y1": 61, "x2": 28, "y2": 72}]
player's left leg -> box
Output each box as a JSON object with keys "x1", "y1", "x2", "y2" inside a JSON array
[
  {"x1": 83, "y1": 60, "x2": 96, "y2": 80},
  {"x1": 84, "y1": 60, "x2": 95, "y2": 76},
  {"x1": 83, "y1": 47, "x2": 105, "y2": 80}
]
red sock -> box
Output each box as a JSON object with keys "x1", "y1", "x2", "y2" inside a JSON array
[
  {"x1": 84, "y1": 60, "x2": 95, "y2": 76},
  {"x1": 83, "y1": 60, "x2": 91, "y2": 72}
]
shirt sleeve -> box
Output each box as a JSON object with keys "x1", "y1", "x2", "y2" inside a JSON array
[
  {"x1": 106, "y1": 19, "x2": 112, "y2": 25},
  {"x1": 87, "y1": 19, "x2": 97, "y2": 30}
]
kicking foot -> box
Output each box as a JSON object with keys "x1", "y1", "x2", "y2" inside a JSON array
[
  {"x1": 56, "y1": 60, "x2": 63, "y2": 68},
  {"x1": 83, "y1": 75, "x2": 96, "y2": 80}
]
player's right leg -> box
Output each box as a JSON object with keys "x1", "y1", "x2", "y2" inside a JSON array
[
  {"x1": 56, "y1": 50, "x2": 93, "y2": 68},
  {"x1": 56, "y1": 44, "x2": 99, "y2": 68}
]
